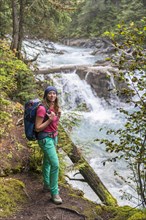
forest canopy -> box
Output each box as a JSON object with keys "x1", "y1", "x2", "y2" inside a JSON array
[{"x1": 1, "y1": 0, "x2": 146, "y2": 41}]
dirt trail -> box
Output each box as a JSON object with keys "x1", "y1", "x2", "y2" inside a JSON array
[{"x1": 1, "y1": 173, "x2": 100, "y2": 220}]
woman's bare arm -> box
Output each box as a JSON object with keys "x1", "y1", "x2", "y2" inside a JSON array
[{"x1": 35, "y1": 112, "x2": 55, "y2": 132}]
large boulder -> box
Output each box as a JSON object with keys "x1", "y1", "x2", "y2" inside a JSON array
[
  {"x1": 62, "y1": 37, "x2": 116, "y2": 55},
  {"x1": 76, "y1": 65, "x2": 129, "y2": 101}
]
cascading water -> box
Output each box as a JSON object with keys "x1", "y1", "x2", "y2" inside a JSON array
[
  {"x1": 49, "y1": 72, "x2": 137, "y2": 207},
  {"x1": 23, "y1": 40, "x2": 102, "y2": 68},
  {"x1": 24, "y1": 40, "x2": 138, "y2": 206}
]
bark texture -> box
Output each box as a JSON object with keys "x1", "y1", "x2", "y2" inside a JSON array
[
  {"x1": 11, "y1": 0, "x2": 19, "y2": 51},
  {"x1": 10, "y1": 0, "x2": 24, "y2": 58}
]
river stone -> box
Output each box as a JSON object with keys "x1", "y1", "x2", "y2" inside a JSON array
[{"x1": 76, "y1": 66, "x2": 129, "y2": 101}]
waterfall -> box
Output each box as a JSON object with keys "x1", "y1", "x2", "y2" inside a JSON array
[
  {"x1": 24, "y1": 40, "x2": 138, "y2": 207},
  {"x1": 52, "y1": 72, "x2": 105, "y2": 110},
  {"x1": 51, "y1": 71, "x2": 121, "y2": 121},
  {"x1": 49, "y1": 71, "x2": 137, "y2": 207}
]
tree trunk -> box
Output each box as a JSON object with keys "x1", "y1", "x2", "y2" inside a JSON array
[
  {"x1": 11, "y1": 0, "x2": 19, "y2": 51},
  {"x1": 11, "y1": 0, "x2": 25, "y2": 58},
  {"x1": 58, "y1": 126, "x2": 118, "y2": 206},
  {"x1": 17, "y1": 0, "x2": 24, "y2": 58}
]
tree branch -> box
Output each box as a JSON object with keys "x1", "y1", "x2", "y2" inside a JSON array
[{"x1": 65, "y1": 175, "x2": 86, "y2": 182}]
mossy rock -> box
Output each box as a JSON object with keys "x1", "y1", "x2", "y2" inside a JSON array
[
  {"x1": 0, "y1": 177, "x2": 27, "y2": 217},
  {"x1": 98, "y1": 205, "x2": 145, "y2": 220},
  {"x1": 127, "y1": 212, "x2": 146, "y2": 220}
]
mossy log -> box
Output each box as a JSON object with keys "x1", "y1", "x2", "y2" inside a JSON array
[
  {"x1": 34, "y1": 65, "x2": 91, "y2": 75},
  {"x1": 58, "y1": 125, "x2": 118, "y2": 206}
]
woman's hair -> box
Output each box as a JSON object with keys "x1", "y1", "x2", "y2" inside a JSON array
[{"x1": 44, "y1": 96, "x2": 60, "y2": 114}]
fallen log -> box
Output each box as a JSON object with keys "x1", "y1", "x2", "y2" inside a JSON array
[
  {"x1": 58, "y1": 125, "x2": 118, "y2": 206},
  {"x1": 34, "y1": 65, "x2": 91, "y2": 75}
]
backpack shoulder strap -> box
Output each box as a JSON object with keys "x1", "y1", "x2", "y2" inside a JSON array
[{"x1": 37, "y1": 103, "x2": 49, "y2": 122}]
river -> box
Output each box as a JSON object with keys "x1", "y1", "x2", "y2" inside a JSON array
[{"x1": 24, "y1": 39, "x2": 138, "y2": 207}]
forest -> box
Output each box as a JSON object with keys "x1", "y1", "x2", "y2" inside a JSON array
[
  {"x1": 1, "y1": 0, "x2": 146, "y2": 53},
  {"x1": 0, "y1": 0, "x2": 146, "y2": 220}
]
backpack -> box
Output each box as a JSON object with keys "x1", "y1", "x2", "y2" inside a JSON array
[{"x1": 24, "y1": 98, "x2": 42, "y2": 141}]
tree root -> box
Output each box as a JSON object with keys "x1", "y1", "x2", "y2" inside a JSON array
[{"x1": 55, "y1": 206, "x2": 87, "y2": 219}]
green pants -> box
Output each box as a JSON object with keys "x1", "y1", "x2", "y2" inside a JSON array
[{"x1": 38, "y1": 136, "x2": 59, "y2": 195}]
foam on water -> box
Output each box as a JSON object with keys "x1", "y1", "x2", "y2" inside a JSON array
[
  {"x1": 23, "y1": 40, "x2": 138, "y2": 206},
  {"x1": 50, "y1": 72, "x2": 137, "y2": 207}
]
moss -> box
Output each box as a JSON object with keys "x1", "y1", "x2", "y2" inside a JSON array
[
  {"x1": 99, "y1": 206, "x2": 146, "y2": 220},
  {"x1": 96, "y1": 181, "x2": 117, "y2": 206},
  {"x1": 127, "y1": 212, "x2": 146, "y2": 220},
  {"x1": 0, "y1": 177, "x2": 27, "y2": 217},
  {"x1": 95, "y1": 205, "x2": 103, "y2": 214},
  {"x1": 62, "y1": 184, "x2": 102, "y2": 220},
  {"x1": 61, "y1": 185, "x2": 100, "y2": 220},
  {"x1": 82, "y1": 207, "x2": 98, "y2": 220}
]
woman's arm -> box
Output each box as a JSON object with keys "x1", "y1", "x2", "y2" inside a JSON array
[{"x1": 35, "y1": 111, "x2": 55, "y2": 132}]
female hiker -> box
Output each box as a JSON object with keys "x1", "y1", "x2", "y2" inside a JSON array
[{"x1": 35, "y1": 85, "x2": 62, "y2": 204}]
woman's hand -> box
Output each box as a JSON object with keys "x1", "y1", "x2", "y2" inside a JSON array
[
  {"x1": 47, "y1": 111, "x2": 55, "y2": 121},
  {"x1": 35, "y1": 111, "x2": 55, "y2": 132}
]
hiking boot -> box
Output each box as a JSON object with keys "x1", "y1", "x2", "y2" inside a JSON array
[
  {"x1": 43, "y1": 185, "x2": 50, "y2": 192},
  {"x1": 52, "y1": 194, "x2": 62, "y2": 205}
]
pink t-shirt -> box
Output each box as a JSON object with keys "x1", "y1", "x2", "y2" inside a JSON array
[{"x1": 37, "y1": 105, "x2": 59, "y2": 135}]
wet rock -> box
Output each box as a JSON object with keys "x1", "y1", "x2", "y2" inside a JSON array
[{"x1": 76, "y1": 66, "x2": 129, "y2": 102}]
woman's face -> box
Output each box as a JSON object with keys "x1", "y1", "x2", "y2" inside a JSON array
[{"x1": 47, "y1": 91, "x2": 57, "y2": 102}]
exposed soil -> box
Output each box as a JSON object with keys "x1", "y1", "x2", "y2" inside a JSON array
[
  {"x1": 0, "y1": 103, "x2": 110, "y2": 220},
  {"x1": 0, "y1": 172, "x2": 109, "y2": 220}
]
